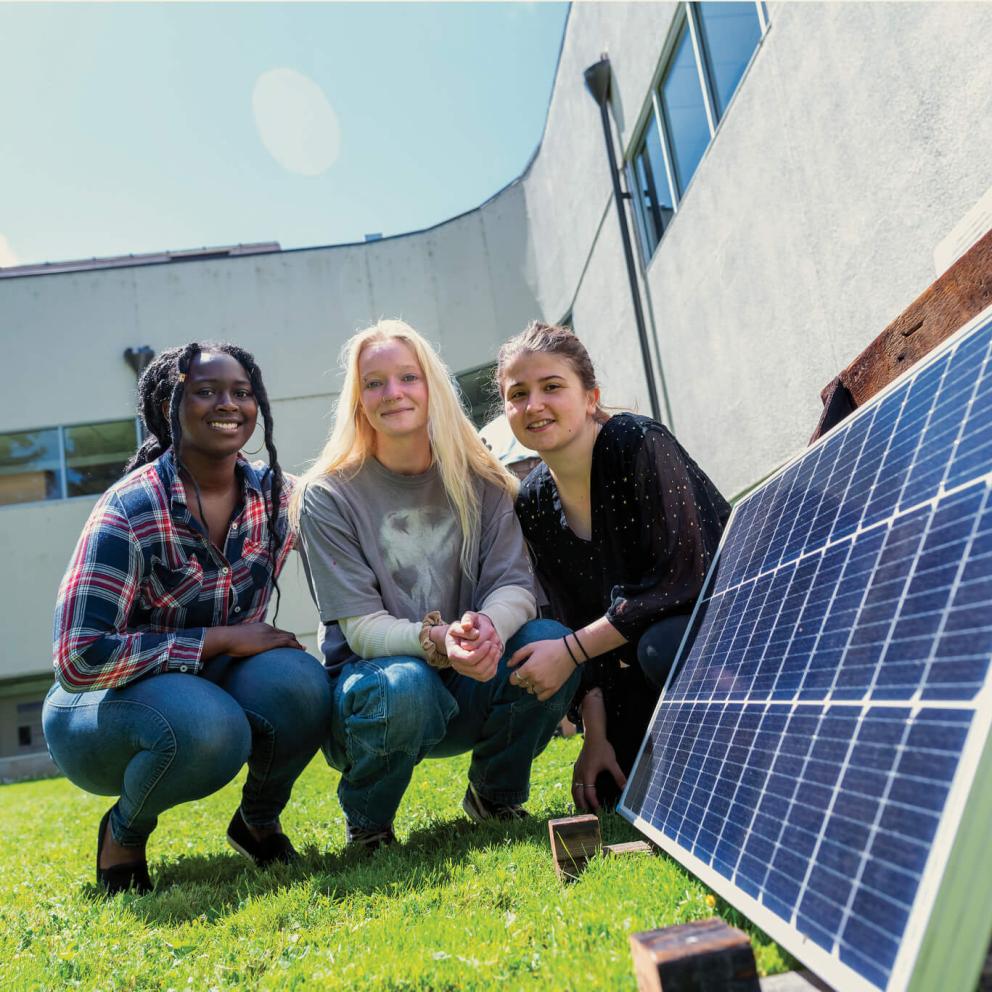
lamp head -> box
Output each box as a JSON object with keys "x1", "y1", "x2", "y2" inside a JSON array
[{"x1": 584, "y1": 55, "x2": 612, "y2": 107}]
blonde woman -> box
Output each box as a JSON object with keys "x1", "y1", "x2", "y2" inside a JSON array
[{"x1": 291, "y1": 320, "x2": 579, "y2": 850}]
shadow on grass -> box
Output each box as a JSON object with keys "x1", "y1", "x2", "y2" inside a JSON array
[{"x1": 117, "y1": 810, "x2": 640, "y2": 925}]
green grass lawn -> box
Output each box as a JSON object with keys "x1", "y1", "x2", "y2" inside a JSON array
[{"x1": 1, "y1": 736, "x2": 794, "y2": 990}]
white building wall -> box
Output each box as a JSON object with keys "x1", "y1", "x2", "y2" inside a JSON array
[
  {"x1": 0, "y1": 184, "x2": 538, "y2": 685},
  {"x1": 535, "y1": 1, "x2": 992, "y2": 496},
  {"x1": 2, "y1": 1, "x2": 990, "y2": 715}
]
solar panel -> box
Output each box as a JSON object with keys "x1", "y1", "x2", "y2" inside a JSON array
[{"x1": 621, "y1": 304, "x2": 992, "y2": 992}]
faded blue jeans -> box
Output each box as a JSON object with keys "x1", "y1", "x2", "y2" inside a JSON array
[
  {"x1": 42, "y1": 648, "x2": 332, "y2": 848},
  {"x1": 324, "y1": 619, "x2": 580, "y2": 831}
]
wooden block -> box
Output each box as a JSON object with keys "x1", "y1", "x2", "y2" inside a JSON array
[
  {"x1": 629, "y1": 917, "x2": 761, "y2": 992},
  {"x1": 548, "y1": 814, "x2": 601, "y2": 881},
  {"x1": 809, "y1": 226, "x2": 992, "y2": 444},
  {"x1": 604, "y1": 840, "x2": 654, "y2": 857}
]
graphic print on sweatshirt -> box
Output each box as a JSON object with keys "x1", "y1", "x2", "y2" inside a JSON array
[{"x1": 380, "y1": 507, "x2": 459, "y2": 615}]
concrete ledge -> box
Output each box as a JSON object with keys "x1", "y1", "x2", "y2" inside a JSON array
[
  {"x1": 760, "y1": 972, "x2": 833, "y2": 991},
  {"x1": 0, "y1": 751, "x2": 60, "y2": 784}
]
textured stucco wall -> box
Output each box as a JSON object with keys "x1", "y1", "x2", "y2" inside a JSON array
[
  {"x1": 528, "y1": 2, "x2": 992, "y2": 496},
  {"x1": 0, "y1": 185, "x2": 538, "y2": 681},
  {"x1": 3, "y1": 2, "x2": 991, "y2": 688}
]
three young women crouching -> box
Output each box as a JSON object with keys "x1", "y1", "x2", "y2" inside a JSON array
[
  {"x1": 44, "y1": 317, "x2": 721, "y2": 894},
  {"x1": 497, "y1": 324, "x2": 730, "y2": 812},
  {"x1": 292, "y1": 320, "x2": 579, "y2": 850},
  {"x1": 44, "y1": 344, "x2": 331, "y2": 893}
]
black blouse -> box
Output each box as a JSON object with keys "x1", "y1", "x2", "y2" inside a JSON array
[{"x1": 515, "y1": 413, "x2": 730, "y2": 698}]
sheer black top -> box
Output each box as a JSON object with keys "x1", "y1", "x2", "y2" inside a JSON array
[{"x1": 515, "y1": 413, "x2": 730, "y2": 700}]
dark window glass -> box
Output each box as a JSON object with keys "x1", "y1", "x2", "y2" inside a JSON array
[
  {"x1": 456, "y1": 364, "x2": 497, "y2": 429},
  {"x1": 632, "y1": 112, "x2": 675, "y2": 260},
  {"x1": 14, "y1": 697, "x2": 47, "y2": 753},
  {"x1": 660, "y1": 23, "x2": 711, "y2": 197},
  {"x1": 697, "y1": 2, "x2": 762, "y2": 118},
  {"x1": 64, "y1": 420, "x2": 137, "y2": 497},
  {"x1": 0, "y1": 428, "x2": 62, "y2": 506}
]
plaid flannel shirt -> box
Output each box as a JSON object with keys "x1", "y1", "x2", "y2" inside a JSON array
[{"x1": 53, "y1": 450, "x2": 294, "y2": 692}]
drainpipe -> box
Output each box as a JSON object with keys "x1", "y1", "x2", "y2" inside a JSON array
[{"x1": 584, "y1": 54, "x2": 661, "y2": 422}]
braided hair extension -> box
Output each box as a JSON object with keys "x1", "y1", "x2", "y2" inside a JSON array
[
  {"x1": 124, "y1": 345, "x2": 189, "y2": 474},
  {"x1": 123, "y1": 341, "x2": 286, "y2": 619},
  {"x1": 215, "y1": 343, "x2": 286, "y2": 618}
]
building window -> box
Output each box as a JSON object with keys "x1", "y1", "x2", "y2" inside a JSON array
[
  {"x1": 659, "y1": 21, "x2": 712, "y2": 198},
  {"x1": 16, "y1": 700, "x2": 45, "y2": 753},
  {"x1": 64, "y1": 420, "x2": 140, "y2": 498},
  {"x1": 0, "y1": 418, "x2": 139, "y2": 507},
  {"x1": 631, "y1": 106, "x2": 676, "y2": 259},
  {"x1": 0, "y1": 428, "x2": 62, "y2": 506},
  {"x1": 695, "y1": 1, "x2": 764, "y2": 118},
  {"x1": 629, "y1": 1, "x2": 765, "y2": 262},
  {"x1": 456, "y1": 364, "x2": 498, "y2": 429}
]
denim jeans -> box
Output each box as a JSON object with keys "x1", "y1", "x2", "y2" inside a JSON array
[
  {"x1": 324, "y1": 619, "x2": 580, "y2": 831},
  {"x1": 42, "y1": 648, "x2": 332, "y2": 847}
]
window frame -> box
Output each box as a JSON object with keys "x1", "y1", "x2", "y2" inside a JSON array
[
  {"x1": 625, "y1": 0, "x2": 769, "y2": 265},
  {"x1": 0, "y1": 417, "x2": 142, "y2": 510}
]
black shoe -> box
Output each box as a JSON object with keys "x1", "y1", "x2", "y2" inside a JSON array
[
  {"x1": 96, "y1": 807, "x2": 152, "y2": 895},
  {"x1": 226, "y1": 809, "x2": 299, "y2": 867},
  {"x1": 461, "y1": 783, "x2": 529, "y2": 823},
  {"x1": 345, "y1": 820, "x2": 397, "y2": 853}
]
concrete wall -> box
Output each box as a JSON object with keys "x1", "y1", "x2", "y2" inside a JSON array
[
  {"x1": 529, "y1": 1, "x2": 992, "y2": 497},
  {"x1": 0, "y1": 183, "x2": 539, "y2": 684},
  {"x1": 2, "y1": 1, "x2": 990, "y2": 720}
]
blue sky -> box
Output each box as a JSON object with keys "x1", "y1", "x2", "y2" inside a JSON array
[{"x1": 0, "y1": 2, "x2": 568, "y2": 267}]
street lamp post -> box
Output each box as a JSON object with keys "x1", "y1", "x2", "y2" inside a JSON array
[{"x1": 584, "y1": 55, "x2": 661, "y2": 422}]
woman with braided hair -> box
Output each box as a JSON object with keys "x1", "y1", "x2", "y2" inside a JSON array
[{"x1": 43, "y1": 343, "x2": 332, "y2": 894}]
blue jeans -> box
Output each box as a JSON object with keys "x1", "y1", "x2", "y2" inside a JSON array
[
  {"x1": 325, "y1": 619, "x2": 580, "y2": 831},
  {"x1": 42, "y1": 648, "x2": 332, "y2": 847}
]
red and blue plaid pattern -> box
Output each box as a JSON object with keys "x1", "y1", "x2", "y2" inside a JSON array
[{"x1": 53, "y1": 450, "x2": 294, "y2": 692}]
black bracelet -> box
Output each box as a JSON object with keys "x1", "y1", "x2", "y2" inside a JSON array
[
  {"x1": 571, "y1": 629, "x2": 592, "y2": 662},
  {"x1": 561, "y1": 635, "x2": 580, "y2": 669}
]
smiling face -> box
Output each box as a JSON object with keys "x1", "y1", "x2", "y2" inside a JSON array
[
  {"x1": 358, "y1": 338, "x2": 430, "y2": 441},
  {"x1": 174, "y1": 351, "x2": 258, "y2": 460},
  {"x1": 501, "y1": 351, "x2": 600, "y2": 455}
]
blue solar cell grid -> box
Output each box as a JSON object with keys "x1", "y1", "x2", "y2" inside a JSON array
[{"x1": 623, "y1": 309, "x2": 992, "y2": 991}]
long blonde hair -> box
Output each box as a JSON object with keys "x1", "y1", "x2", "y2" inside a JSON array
[{"x1": 289, "y1": 319, "x2": 518, "y2": 576}]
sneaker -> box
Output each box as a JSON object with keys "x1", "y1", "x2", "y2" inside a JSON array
[
  {"x1": 345, "y1": 820, "x2": 397, "y2": 853},
  {"x1": 462, "y1": 783, "x2": 529, "y2": 823},
  {"x1": 226, "y1": 809, "x2": 299, "y2": 867}
]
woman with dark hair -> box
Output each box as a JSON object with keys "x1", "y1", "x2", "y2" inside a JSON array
[
  {"x1": 43, "y1": 343, "x2": 332, "y2": 894},
  {"x1": 497, "y1": 323, "x2": 730, "y2": 812}
]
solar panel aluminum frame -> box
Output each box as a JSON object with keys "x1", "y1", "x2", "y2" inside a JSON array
[{"x1": 619, "y1": 302, "x2": 992, "y2": 992}]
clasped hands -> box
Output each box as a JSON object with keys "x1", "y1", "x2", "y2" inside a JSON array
[{"x1": 436, "y1": 611, "x2": 503, "y2": 682}]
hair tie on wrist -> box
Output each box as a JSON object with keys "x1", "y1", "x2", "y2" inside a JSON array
[
  {"x1": 562, "y1": 635, "x2": 579, "y2": 669},
  {"x1": 420, "y1": 610, "x2": 450, "y2": 669},
  {"x1": 571, "y1": 630, "x2": 592, "y2": 662}
]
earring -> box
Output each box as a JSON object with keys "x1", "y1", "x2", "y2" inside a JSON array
[{"x1": 242, "y1": 425, "x2": 265, "y2": 456}]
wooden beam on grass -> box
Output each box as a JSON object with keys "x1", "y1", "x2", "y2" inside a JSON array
[{"x1": 604, "y1": 840, "x2": 655, "y2": 857}]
